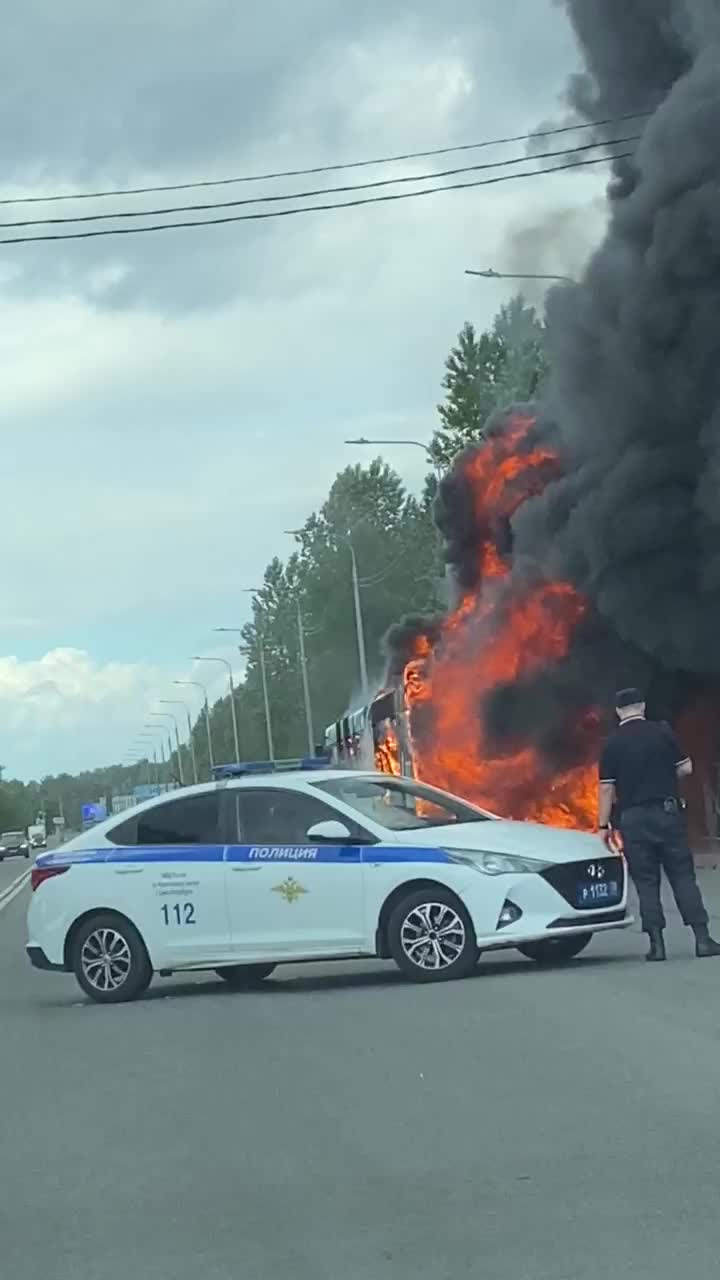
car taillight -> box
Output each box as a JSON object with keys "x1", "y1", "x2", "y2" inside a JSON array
[{"x1": 31, "y1": 865, "x2": 70, "y2": 892}]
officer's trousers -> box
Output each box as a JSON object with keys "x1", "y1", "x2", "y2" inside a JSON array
[{"x1": 620, "y1": 804, "x2": 708, "y2": 932}]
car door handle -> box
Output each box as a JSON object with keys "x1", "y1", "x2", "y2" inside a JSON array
[
  {"x1": 231, "y1": 865, "x2": 261, "y2": 872},
  {"x1": 114, "y1": 868, "x2": 144, "y2": 875}
]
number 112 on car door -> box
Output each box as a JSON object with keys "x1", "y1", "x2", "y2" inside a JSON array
[{"x1": 161, "y1": 902, "x2": 196, "y2": 926}]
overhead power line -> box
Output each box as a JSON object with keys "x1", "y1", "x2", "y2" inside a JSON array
[
  {"x1": 0, "y1": 136, "x2": 639, "y2": 230},
  {"x1": 0, "y1": 151, "x2": 634, "y2": 247},
  {"x1": 0, "y1": 111, "x2": 650, "y2": 207}
]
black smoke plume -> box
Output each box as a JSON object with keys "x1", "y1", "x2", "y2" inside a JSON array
[
  {"x1": 518, "y1": 0, "x2": 720, "y2": 681},
  {"x1": 386, "y1": 1, "x2": 720, "y2": 789}
]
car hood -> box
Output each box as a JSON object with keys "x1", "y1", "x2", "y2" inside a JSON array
[{"x1": 396, "y1": 819, "x2": 600, "y2": 865}]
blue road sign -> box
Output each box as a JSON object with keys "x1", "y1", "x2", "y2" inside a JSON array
[{"x1": 81, "y1": 802, "x2": 107, "y2": 824}]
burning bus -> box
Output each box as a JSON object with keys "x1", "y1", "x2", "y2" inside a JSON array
[
  {"x1": 324, "y1": 409, "x2": 720, "y2": 845},
  {"x1": 325, "y1": 414, "x2": 601, "y2": 831},
  {"x1": 323, "y1": 685, "x2": 410, "y2": 777}
]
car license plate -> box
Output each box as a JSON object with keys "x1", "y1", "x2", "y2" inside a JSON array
[{"x1": 575, "y1": 879, "x2": 621, "y2": 909}]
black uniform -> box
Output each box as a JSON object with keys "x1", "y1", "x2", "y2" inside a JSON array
[{"x1": 599, "y1": 717, "x2": 707, "y2": 932}]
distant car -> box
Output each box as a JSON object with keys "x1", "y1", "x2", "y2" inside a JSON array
[
  {"x1": 26, "y1": 766, "x2": 632, "y2": 1004},
  {"x1": 0, "y1": 831, "x2": 30, "y2": 861}
]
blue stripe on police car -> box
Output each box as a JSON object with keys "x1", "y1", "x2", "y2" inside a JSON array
[{"x1": 36, "y1": 844, "x2": 451, "y2": 867}]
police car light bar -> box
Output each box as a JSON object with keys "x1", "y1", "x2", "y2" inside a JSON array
[{"x1": 211, "y1": 757, "x2": 329, "y2": 781}]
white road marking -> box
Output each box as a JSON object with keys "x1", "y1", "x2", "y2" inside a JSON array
[{"x1": 0, "y1": 868, "x2": 31, "y2": 914}]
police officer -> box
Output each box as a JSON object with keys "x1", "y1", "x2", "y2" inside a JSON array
[{"x1": 598, "y1": 688, "x2": 720, "y2": 962}]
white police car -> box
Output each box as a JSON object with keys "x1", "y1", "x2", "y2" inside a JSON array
[{"x1": 26, "y1": 764, "x2": 632, "y2": 1003}]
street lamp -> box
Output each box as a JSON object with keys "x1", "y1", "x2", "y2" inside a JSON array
[
  {"x1": 148, "y1": 712, "x2": 185, "y2": 785},
  {"x1": 465, "y1": 267, "x2": 575, "y2": 285},
  {"x1": 174, "y1": 680, "x2": 215, "y2": 774},
  {"x1": 345, "y1": 436, "x2": 441, "y2": 478},
  {"x1": 191, "y1": 656, "x2": 240, "y2": 763},
  {"x1": 348, "y1": 540, "x2": 370, "y2": 706},
  {"x1": 216, "y1": 613, "x2": 275, "y2": 763},
  {"x1": 346, "y1": 436, "x2": 433, "y2": 459},
  {"x1": 160, "y1": 699, "x2": 198, "y2": 784},
  {"x1": 143, "y1": 726, "x2": 169, "y2": 778},
  {"x1": 288, "y1": 520, "x2": 370, "y2": 710},
  {"x1": 134, "y1": 737, "x2": 161, "y2": 783}
]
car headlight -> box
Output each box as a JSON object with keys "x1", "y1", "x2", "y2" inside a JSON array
[{"x1": 446, "y1": 849, "x2": 552, "y2": 876}]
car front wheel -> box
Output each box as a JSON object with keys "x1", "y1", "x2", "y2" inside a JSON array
[
  {"x1": 215, "y1": 963, "x2": 276, "y2": 988},
  {"x1": 517, "y1": 933, "x2": 592, "y2": 964},
  {"x1": 71, "y1": 912, "x2": 152, "y2": 1004},
  {"x1": 387, "y1": 888, "x2": 477, "y2": 983}
]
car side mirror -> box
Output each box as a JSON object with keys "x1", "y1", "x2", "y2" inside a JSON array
[{"x1": 306, "y1": 820, "x2": 352, "y2": 843}]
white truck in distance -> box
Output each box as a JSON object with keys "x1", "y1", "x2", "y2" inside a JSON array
[{"x1": 28, "y1": 823, "x2": 47, "y2": 850}]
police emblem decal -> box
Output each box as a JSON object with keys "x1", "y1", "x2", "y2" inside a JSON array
[{"x1": 272, "y1": 877, "x2": 308, "y2": 904}]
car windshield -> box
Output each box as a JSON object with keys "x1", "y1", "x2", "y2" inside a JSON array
[
  {"x1": 312, "y1": 776, "x2": 492, "y2": 831},
  {"x1": 1, "y1": 832, "x2": 23, "y2": 842}
]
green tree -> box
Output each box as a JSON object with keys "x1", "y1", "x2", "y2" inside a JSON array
[
  {"x1": 233, "y1": 461, "x2": 443, "y2": 756},
  {"x1": 431, "y1": 321, "x2": 505, "y2": 466},
  {"x1": 493, "y1": 294, "x2": 550, "y2": 406},
  {"x1": 430, "y1": 297, "x2": 549, "y2": 466}
]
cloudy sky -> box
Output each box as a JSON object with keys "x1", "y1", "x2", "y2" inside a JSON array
[{"x1": 0, "y1": 0, "x2": 609, "y2": 780}]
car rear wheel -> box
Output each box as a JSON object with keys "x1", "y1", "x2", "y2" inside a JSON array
[
  {"x1": 387, "y1": 888, "x2": 477, "y2": 983},
  {"x1": 517, "y1": 933, "x2": 592, "y2": 964},
  {"x1": 215, "y1": 963, "x2": 276, "y2": 988},
  {"x1": 71, "y1": 912, "x2": 152, "y2": 1004}
]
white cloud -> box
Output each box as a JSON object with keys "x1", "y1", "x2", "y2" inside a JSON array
[
  {"x1": 0, "y1": 649, "x2": 159, "y2": 777},
  {"x1": 0, "y1": 647, "x2": 244, "y2": 780}
]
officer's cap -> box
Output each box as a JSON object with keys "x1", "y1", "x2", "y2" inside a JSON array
[{"x1": 615, "y1": 687, "x2": 645, "y2": 709}]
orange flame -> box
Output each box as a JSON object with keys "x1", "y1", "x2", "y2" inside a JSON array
[
  {"x1": 374, "y1": 724, "x2": 401, "y2": 776},
  {"x1": 404, "y1": 417, "x2": 599, "y2": 830}
]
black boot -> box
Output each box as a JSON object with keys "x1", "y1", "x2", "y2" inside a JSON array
[
  {"x1": 693, "y1": 924, "x2": 720, "y2": 958},
  {"x1": 646, "y1": 929, "x2": 666, "y2": 962}
]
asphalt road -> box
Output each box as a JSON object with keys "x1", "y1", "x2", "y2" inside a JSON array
[
  {"x1": 0, "y1": 855, "x2": 31, "y2": 900},
  {"x1": 3, "y1": 880, "x2": 720, "y2": 1280}
]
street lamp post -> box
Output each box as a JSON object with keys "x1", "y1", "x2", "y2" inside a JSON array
[
  {"x1": 216, "y1": 616, "x2": 275, "y2": 763},
  {"x1": 465, "y1": 267, "x2": 575, "y2": 285},
  {"x1": 143, "y1": 727, "x2": 168, "y2": 779},
  {"x1": 349, "y1": 540, "x2": 370, "y2": 706},
  {"x1": 135, "y1": 737, "x2": 157, "y2": 783},
  {"x1": 135, "y1": 735, "x2": 160, "y2": 779},
  {"x1": 295, "y1": 598, "x2": 314, "y2": 755},
  {"x1": 191, "y1": 657, "x2": 240, "y2": 763},
  {"x1": 174, "y1": 680, "x2": 215, "y2": 774},
  {"x1": 283, "y1": 532, "x2": 317, "y2": 756},
  {"x1": 257, "y1": 638, "x2": 274, "y2": 762},
  {"x1": 160, "y1": 699, "x2": 198, "y2": 784},
  {"x1": 149, "y1": 711, "x2": 185, "y2": 785}
]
